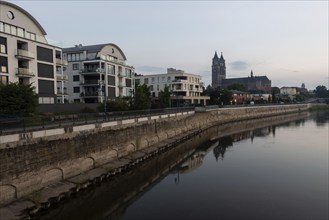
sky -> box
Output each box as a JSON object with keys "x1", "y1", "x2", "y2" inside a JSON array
[{"x1": 8, "y1": 0, "x2": 329, "y2": 90}]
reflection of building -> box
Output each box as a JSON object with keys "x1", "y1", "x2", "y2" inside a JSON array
[
  {"x1": 179, "y1": 152, "x2": 205, "y2": 173},
  {"x1": 63, "y1": 44, "x2": 134, "y2": 103},
  {"x1": 135, "y1": 68, "x2": 210, "y2": 106},
  {"x1": 0, "y1": 1, "x2": 66, "y2": 104},
  {"x1": 211, "y1": 52, "x2": 272, "y2": 92}
]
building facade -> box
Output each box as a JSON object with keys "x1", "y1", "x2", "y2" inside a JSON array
[
  {"x1": 135, "y1": 68, "x2": 209, "y2": 106},
  {"x1": 63, "y1": 44, "x2": 134, "y2": 103},
  {"x1": 212, "y1": 51, "x2": 226, "y2": 88},
  {"x1": 0, "y1": 1, "x2": 66, "y2": 104}
]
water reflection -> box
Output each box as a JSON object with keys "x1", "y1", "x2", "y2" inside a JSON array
[
  {"x1": 36, "y1": 111, "x2": 329, "y2": 220},
  {"x1": 312, "y1": 110, "x2": 329, "y2": 126}
]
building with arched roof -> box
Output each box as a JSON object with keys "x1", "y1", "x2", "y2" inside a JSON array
[
  {"x1": 0, "y1": 0, "x2": 67, "y2": 104},
  {"x1": 63, "y1": 43, "x2": 134, "y2": 103}
]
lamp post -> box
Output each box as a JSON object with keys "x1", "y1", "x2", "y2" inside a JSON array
[{"x1": 99, "y1": 80, "x2": 107, "y2": 118}]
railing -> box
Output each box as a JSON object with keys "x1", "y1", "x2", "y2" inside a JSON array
[
  {"x1": 0, "y1": 107, "x2": 195, "y2": 134},
  {"x1": 56, "y1": 74, "x2": 68, "y2": 81},
  {"x1": 80, "y1": 80, "x2": 100, "y2": 85},
  {"x1": 15, "y1": 68, "x2": 34, "y2": 77},
  {"x1": 80, "y1": 92, "x2": 99, "y2": 97},
  {"x1": 55, "y1": 58, "x2": 68, "y2": 66},
  {"x1": 79, "y1": 68, "x2": 105, "y2": 74},
  {"x1": 15, "y1": 49, "x2": 35, "y2": 59}
]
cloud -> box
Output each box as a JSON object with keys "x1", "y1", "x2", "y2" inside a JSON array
[
  {"x1": 135, "y1": 66, "x2": 166, "y2": 73},
  {"x1": 229, "y1": 61, "x2": 249, "y2": 71}
]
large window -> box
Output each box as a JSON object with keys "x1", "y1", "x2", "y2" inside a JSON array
[
  {"x1": 108, "y1": 75, "x2": 115, "y2": 86},
  {"x1": 38, "y1": 79, "x2": 54, "y2": 95},
  {"x1": 0, "y1": 75, "x2": 8, "y2": 85},
  {"x1": 37, "y1": 63, "x2": 54, "y2": 78},
  {"x1": 72, "y1": 63, "x2": 79, "y2": 70},
  {"x1": 0, "y1": 56, "x2": 8, "y2": 73},
  {"x1": 37, "y1": 46, "x2": 53, "y2": 63},
  {"x1": 0, "y1": 37, "x2": 7, "y2": 54}
]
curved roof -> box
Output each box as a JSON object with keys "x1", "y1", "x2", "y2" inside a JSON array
[
  {"x1": 0, "y1": 1, "x2": 47, "y2": 35},
  {"x1": 63, "y1": 43, "x2": 127, "y2": 60}
]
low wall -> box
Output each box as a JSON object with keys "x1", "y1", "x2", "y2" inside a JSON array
[{"x1": 0, "y1": 104, "x2": 308, "y2": 205}]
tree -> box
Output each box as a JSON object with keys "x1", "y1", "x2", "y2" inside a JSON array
[
  {"x1": 158, "y1": 85, "x2": 171, "y2": 108},
  {"x1": 314, "y1": 85, "x2": 329, "y2": 98},
  {"x1": 0, "y1": 82, "x2": 38, "y2": 114},
  {"x1": 271, "y1": 87, "x2": 280, "y2": 102},
  {"x1": 220, "y1": 89, "x2": 233, "y2": 105},
  {"x1": 227, "y1": 83, "x2": 246, "y2": 91},
  {"x1": 202, "y1": 85, "x2": 221, "y2": 105},
  {"x1": 98, "y1": 97, "x2": 130, "y2": 112},
  {"x1": 132, "y1": 84, "x2": 151, "y2": 110}
]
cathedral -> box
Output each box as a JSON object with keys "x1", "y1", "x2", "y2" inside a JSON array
[{"x1": 211, "y1": 52, "x2": 271, "y2": 92}]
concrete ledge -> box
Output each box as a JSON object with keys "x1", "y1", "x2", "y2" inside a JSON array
[
  {"x1": 161, "y1": 114, "x2": 168, "y2": 119},
  {"x1": 101, "y1": 121, "x2": 118, "y2": 128},
  {"x1": 137, "y1": 117, "x2": 148, "y2": 122},
  {"x1": 32, "y1": 128, "x2": 65, "y2": 139},
  {"x1": 73, "y1": 124, "x2": 95, "y2": 132},
  {"x1": 122, "y1": 119, "x2": 136, "y2": 125},
  {"x1": 169, "y1": 113, "x2": 176, "y2": 117},
  {"x1": 151, "y1": 116, "x2": 159, "y2": 120},
  {"x1": 0, "y1": 134, "x2": 19, "y2": 145}
]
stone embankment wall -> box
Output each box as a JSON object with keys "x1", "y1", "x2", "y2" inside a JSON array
[{"x1": 0, "y1": 104, "x2": 308, "y2": 205}]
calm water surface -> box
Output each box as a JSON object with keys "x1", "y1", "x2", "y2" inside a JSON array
[{"x1": 38, "y1": 112, "x2": 329, "y2": 220}]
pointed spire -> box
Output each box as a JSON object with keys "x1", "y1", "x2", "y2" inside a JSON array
[
  {"x1": 219, "y1": 52, "x2": 224, "y2": 60},
  {"x1": 213, "y1": 51, "x2": 219, "y2": 59},
  {"x1": 251, "y1": 69, "x2": 254, "y2": 78}
]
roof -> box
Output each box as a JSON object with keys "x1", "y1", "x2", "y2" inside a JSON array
[
  {"x1": 63, "y1": 43, "x2": 127, "y2": 60},
  {"x1": 0, "y1": 1, "x2": 47, "y2": 35}
]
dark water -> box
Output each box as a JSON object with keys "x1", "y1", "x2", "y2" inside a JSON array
[{"x1": 37, "y1": 112, "x2": 329, "y2": 220}]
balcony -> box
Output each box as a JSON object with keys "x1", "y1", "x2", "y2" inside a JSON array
[
  {"x1": 79, "y1": 68, "x2": 105, "y2": 75},
  {"x1": 80, "y1": 92, "x2": 99, "y2": 97},
  {"x1": 56, "y1": 58, "x2": 68, "y2": 66},
  {"x1": 80, "y1": 80, "x2": 100, "y2": 86},
  {"x1": 118, "y1": 82, "x2": 125, "y2": 88},
  {"x1": 118, "y1": 71, "x2": 126, "y2": 77},
  {"x1": 15, "y1": 49, "x2": 35, "y2": 60},
  {"x1": 56, "y1": 90, "x2": 68, "y2": 95},
  {"x1": 15, "y1": 67, "x2": 34, "y2": 78},
  {"x1": 56, "y1": 74, "x2": 68, "y2": 81},
  {"x1": 172, "y1": 79, "x2": 188, "y2": 84}
]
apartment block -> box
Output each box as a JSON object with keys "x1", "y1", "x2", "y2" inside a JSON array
[
  {"x1": 62, "y1": 44, "x2": 134, "y2": 103},
  {"x1": 136, "y1": 68, "x2": 209, "y2": 106},
  {"x1": 0, "y1": 1, "x2": 67, "y2": 104}
]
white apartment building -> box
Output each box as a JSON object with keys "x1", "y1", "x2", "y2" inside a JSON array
[
  {"x1": 136, "y1": 68, "x2": 209, "y2": 106},
  {"x1": 0, "y1": 1, "x2": 66, "y2": 104},
  {"x1": 63, "y1": 44, "x2": 134, "y2": 103}
]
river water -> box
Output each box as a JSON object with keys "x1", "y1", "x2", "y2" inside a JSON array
[{"x1": 36, "y1": 111, "x2": 329, "y2": 220}]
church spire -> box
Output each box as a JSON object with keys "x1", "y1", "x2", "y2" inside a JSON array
[
  {"x1": 213, "y1": 51, "x2": 219, "y2": 59},
  {"x1": 250, "y1": 69, "x2": 254, "y2": 78}
]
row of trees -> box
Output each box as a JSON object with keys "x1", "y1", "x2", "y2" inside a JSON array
[{"x1": 98, "y1": 84, "x2": 172, "y2": 112}]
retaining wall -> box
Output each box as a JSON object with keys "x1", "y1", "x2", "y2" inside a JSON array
[{"x1": 0, "y1": 104, "x2": 308, "y2": 205}]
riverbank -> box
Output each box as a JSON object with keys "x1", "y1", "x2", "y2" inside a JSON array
[{"x1": 0, "y1": 104, "x2": 310, "y2": 219}]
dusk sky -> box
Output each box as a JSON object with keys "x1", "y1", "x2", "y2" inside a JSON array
[{"x1": 9, "y1": 0, "x2": 328, "y2": 90}]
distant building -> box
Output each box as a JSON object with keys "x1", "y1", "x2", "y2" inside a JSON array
[
  {"x1": 63, "y1": 44, "x2": 134, "y2": 103},
  {"x1": 135, "y1": 68, "x2": 210, "y2": 106},
  {"x1": 212, "y1": 51, "x2": 226, "y2": 88},
  {"x1": 0, "y1": 1, "x2": 66, "y2": 104},
  {"x1": 211, "y1": 51, "x2": 272, "y2": 92}
]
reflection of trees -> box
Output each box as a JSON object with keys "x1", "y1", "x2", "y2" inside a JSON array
[{"x1": 312, "y1": 111, "x2": 329, "y2": 127}]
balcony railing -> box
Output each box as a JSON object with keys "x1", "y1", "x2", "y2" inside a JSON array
[
  {"x1": 118, "y1": 71, "x2": 126, "y2": 77},
  {"x1": 55, "y1": 58, "x2": 68, "y2": 66},
  {"x1": 15, "y1": 49, "x2": 35, "y2": 60},
  {"x1": 15, "y1": 68, "x2": 34, "y2": 77},
  {"x1": 118, "y1": 83, "x2": 125, "y2": 88},
  {"x1": 80, "y1": 80, "x2": 100, "y2": 85},
  {"x1": 79, "y1": 68, "x2": 105, "y2": 74},
  {"x1": 56, "y1": 90, "x2": 68, "y2": 95},
  {"x1": 80, "y1": 92, "x2": 99, "y2": 97},
  {"x1": 56, "y1": 74, "x2": 68, "y2": 81}
]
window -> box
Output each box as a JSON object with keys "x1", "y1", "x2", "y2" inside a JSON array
[
  {"x1": 0, "y1": 56, "x2": 7, "y2": 73},
  {"x1": 0, "y1": 75, "x2": 8, "y2": 85},
  {"x1": 144, "y1": 78, "x2": 149, "y2": 84},
  {"x1": 167, "y1": 76, "x2": 171, "y2": 82},
  {"x1": 72, "y1": 54, "x2": 76, "y2": 61},
  {"x1": 152, "y1": 78, "x2": 155, "y2": 84},
  {"x1": 73, "y1": 87, "x2": 80, "y2": 93},
  {"x1": 73, "y1": 75, "x2": 80, "y2": 81},
  {"x1": 72, "y1": 63, "x2": 79, "y2": 70},
  {"x1": 108, "y1": 64, "x2": 115, "y2": 75},
  {"x1": 37, "y1": 46, "x2": 53, "y2": 63},
  {"x1": 67, "y1": 54, "x2": 71, "y2": 61},
  {"x1": 38, "y1": 79, "x2": 54, "y2": 95},
  {"x1": 37, "y1": 63, "x2": 54, "y2": 78}
]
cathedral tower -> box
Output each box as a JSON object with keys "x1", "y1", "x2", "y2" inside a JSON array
[{"x1": 212, "y1": 51, "x2": 226, "y2": 88}]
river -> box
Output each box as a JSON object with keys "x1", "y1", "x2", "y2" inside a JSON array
[{"x1": 35, "y1": 111, "x2": 329, "y2": 220}]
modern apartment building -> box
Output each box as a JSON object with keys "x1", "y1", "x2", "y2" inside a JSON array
[
  {"x1": 0, "y1": 1, "x2": 67, "y2": 104},
  {"x1": 62, "y1": 44, "x2": 134, "y2": 103},
  {"x1": 135, "y1": 68, "x2": 209, "y2": 106}
]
